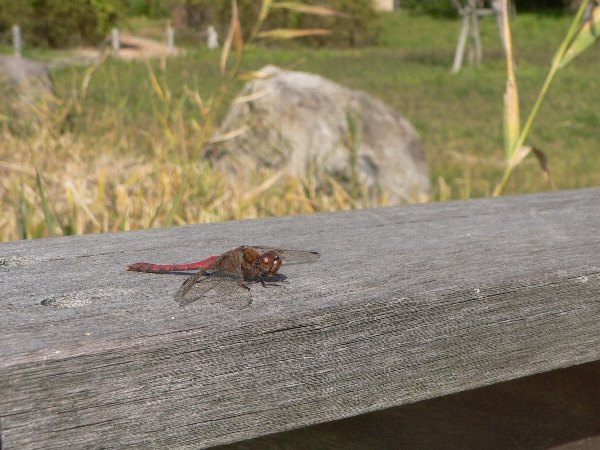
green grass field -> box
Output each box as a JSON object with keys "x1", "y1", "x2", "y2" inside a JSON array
[{"x1": 1, "y1": 11, "x2": 599, "y2": 240}]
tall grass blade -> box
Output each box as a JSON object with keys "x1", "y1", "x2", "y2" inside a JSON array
[
  {"x1": 116, "y1": 207, "x2": 128, "y2": 232},
  {"x1": 35, "y1": 169, "x2": 56, "y2": 237},
  {"x1": 206, "y1": 125, "x2": 249, "y2": 144},
  {"x1": 258, "y1": 0, "x2": 274, "y2": 22},
  {"x1": 271, "y1": 2, "x2": 351, "y2": 17},
  {"x1": 249, "y1": 0, "x2": 274, "y2": 43},
  {"x1": 235, "y1": 71, "x2": 274, "y2": 80},
  {"x1": 242, "y1": 169, "x2": 287, "y2": 203},
  {"x1": 503, "y1": 78, "x2": 520, "y2": 160},
  {"x1": 231, "y1": 89, "x2": 270, "y2": 104},
  {"x1": 80, "y1": 48, "x2": 110, "y2": 105},
  {"x1": 501, "y1": 0, "x2": 520, "y2": 161},
  {"x1": 322, "y1": 172, "x2": 357, "y2": 209},
  {"x1": 559, "y1": 5, "x2": 600, "y2": 67},
  {"x1": 18, "y1": 192, "x2": 28, "y2": 240},
  {"x1": 220, "y1": 0, "x2": 240, "y2": 75},
  {"x1": 346, "y1": 111, "x2": 360, "y2": 199},
  {"x1": 493, "y1": 0, "x2": 588, "y2": 196},
  {"x1": 529, "y1": 147, "x2": 555, "y2": 190},
  {"x1": 232, "y1": 0, "x2": 243, "y2": 61},
  {"x1": 257, "y1": 29, "x2": 331, "y2": 39},
  {"x1": 164, "y1": 172, "x2": 188, "y2": 227},
  {"x1": 146, "y1": 61, "x2": 164, "y2": 100}
]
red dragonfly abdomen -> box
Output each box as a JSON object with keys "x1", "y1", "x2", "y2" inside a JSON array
[{"x1": 126, "y1": 255, "x2": 220, "y2": 274}]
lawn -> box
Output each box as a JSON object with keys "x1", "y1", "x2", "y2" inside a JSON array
[{"x1": 1, "y1": 11, "x2": 599, "y2": 241}]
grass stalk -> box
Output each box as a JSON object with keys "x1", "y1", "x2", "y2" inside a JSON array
[
  {"x1": 2, "y1": 12, "x2": 599, "y2": 242},
  {"x1": 163, "y1": 169, "x2": 188, "y2": 227},
  {"x1": 493, "y1": 0, "x2": 592, "y2": 196},
  {"x1": 34, "y1": 169, "x2": 56, "y2": 237}
]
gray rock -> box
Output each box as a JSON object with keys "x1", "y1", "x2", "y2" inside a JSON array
[
  {"x1": 0, "y1": 55, "x2": 53, "y2": 106},
  {"x1": 211, "y1": 65, "x2": 430, "y2": 204}
]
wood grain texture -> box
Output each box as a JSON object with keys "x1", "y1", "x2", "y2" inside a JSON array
[
  {"x1": 1, "y1": 188, "x2": 599, "y2": 449},
  {"x1": 214, "y1": 359, "x2": 600, "y2": 450}
]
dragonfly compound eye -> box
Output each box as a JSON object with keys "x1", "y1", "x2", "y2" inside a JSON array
[
  {"x1": 260, "y1": 252, "x2": 282, "y2": 274},
  {"x1": 270, "y1": 255, "x2": 282, "y2": 274},
  {"x1": 260, "y1": 253, "x2": 274, "y2": 269}
]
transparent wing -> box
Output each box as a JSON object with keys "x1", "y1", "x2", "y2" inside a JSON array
[
  {"x1": 252, "y1": 247, "x2": 321, "y2": 264},
  {"x1": 214, "y1": 282, "x2": 252, "y2": 309},
  {"x1": 175, "y1": 274, "x2": 214, "y2": 307},
  {"x1": 174, "y1": 248, "x2": 251, "y2": 309},
  {"x1": 176, "y1": 274, "x2": 252, "y2": 309},
  {"x1": 210, "y1": 270, "x2": 252, "y2": 309}
]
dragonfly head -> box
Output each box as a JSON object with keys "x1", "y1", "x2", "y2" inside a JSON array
[{"x1": 259, "y1": 251, "x2": 282, "y2": 276}]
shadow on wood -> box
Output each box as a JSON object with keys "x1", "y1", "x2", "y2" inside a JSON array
[{"x1": 215, "y1": 359, "x2": 600, "y2": 450}]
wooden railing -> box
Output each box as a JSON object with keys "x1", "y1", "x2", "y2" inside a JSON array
[{"x1": 1, "y1": 188, "x2": 599, "y2": 449}]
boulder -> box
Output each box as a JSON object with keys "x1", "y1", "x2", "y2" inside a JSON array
[
  {"x1": 210, "y1": 65, "x2": 430, "y2": 204},
  {"x1": 0, "y1": 56, "x2": 53, "y2": 106}
]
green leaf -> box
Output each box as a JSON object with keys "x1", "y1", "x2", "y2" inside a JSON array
[
  {"x1": 560, "y1": 5, "x2": 600, "y2": 68},
  {"x1": 35, "y1": 169, "x2": 56, "y2": 237}
]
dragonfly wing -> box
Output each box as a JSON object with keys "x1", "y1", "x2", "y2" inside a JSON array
[
  {"x1": 209, "y1": 258, "x2": 252, "y2": 309},
  {"x1": 252, "y1": 247, "x2": 321, "y2": 264},
  {"x1": 174, "y1": 249, "x2": 246, "y2": 308},
  {"x1": 212, "y1": 272, "x2": 243, "y2": 297},
  {"x1": 178, "y1": 273, "x2": 251, "y2": 309},
  {"x1": 214, "y1": 281, "x2": 252, "y2": 309},
  {"x1": 174, "y1": 270, "x2": 213, "y2": 306}
]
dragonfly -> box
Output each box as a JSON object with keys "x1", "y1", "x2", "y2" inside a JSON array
[{"x1": 127, "y1": 246, "x2": 320, "y2": 309}]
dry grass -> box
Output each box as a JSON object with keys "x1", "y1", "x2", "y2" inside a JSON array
[
  {"x1": 3, "y1": 11, "x2": 599, "y2": 242},
  {"x1": 1, "y1": 2, "x2": 397, "y2": 242},
  {"x1": 0, "y1": 69, "x2": 387, "y2": 241}
]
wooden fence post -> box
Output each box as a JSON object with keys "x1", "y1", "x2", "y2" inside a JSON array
[
  {"x1": 12, "y1": 24, "x2": 22, "y2": 58},
  {"x1": 453, "y1": 11, "x2": 470, "y2": 73},
  {"x1": 468, "y1": 0, "x2": 483, "y2": 64},
  {"x1": 167, "y1": 27, "x2": 175, "y2": 56},
  {"x1": 207, "y1": 25, "x2": 219, "y2": 50},
  {"x1": 451, "y1": 0, "x2": 501, "y2": 73},
  {"x1": 111, "y1": 28, "x2": 120, "y2": 57}
]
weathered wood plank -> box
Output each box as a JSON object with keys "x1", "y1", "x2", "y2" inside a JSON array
[
  {"x1": 1, "y1": 188, "x2": 599, "y2": 449},
  {"x1": 215, "y1": 359, "x2": 600, "y2": 450}
]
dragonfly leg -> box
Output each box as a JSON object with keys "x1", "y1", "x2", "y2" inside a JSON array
[{"x1": 260, "y1": 276, "x2": 286, "y2": 288}]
